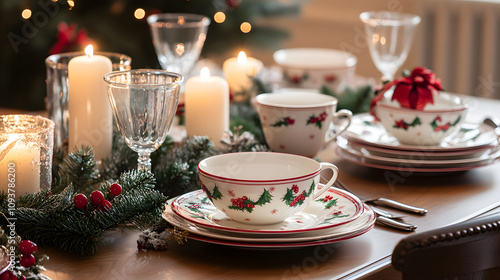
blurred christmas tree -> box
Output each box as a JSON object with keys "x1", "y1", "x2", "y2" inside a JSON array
[{"x1": 0, "y1": 0, "x2": 306, "y2": 110}]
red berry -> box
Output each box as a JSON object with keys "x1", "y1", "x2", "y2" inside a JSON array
[
  {"x1": 73, "y1": 193, "x2": 88, "y2": 210},
  {"x1": 18, "y1": 240, "x2": 37, "y2": 255},
  {"x1": 19, "y1": 254, "x2": 36, "y2": 268},
  {"x1": 90, "y1": 190, "x2": 105, "y2": 206},
  {"x1": 99, "y1": 200, "x2": 112, "y2": 212},
  {"x1": 0, "y1": 271, "x2": 12, "y2": 280},
  {"x1": 109, "y1": 183, "x2": 122, "y2": 196}
]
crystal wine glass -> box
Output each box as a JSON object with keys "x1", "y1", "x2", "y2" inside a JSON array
[
  {"x1": 147, "y1": 13, "x2": 210, "y2": 76},
  {"x1": 104, "y1": 70, "x2": 183, "y2": 171},
  {"x1": 360, "y1": 11, "x2": 421, "y2": 81}
]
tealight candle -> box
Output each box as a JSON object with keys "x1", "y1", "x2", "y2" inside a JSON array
[
  {"x1": 222, "y1": 51, "x2": 263, "y2": 94},
  {"x1": 185, "y1": 67, "x2": 230, "y2": 148},
  {"x1": 0, "y1": 137, "x2": 40, "y2": 196},
  {"x1": 0, "y1": 115, "x2": 55, "y2": 197},
  {"x1": 68, "y1": 44, "x2": 113, "y2": 161}
]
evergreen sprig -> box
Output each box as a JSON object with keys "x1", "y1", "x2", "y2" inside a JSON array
[
  {"x1": 8, "y1": 170, "x2": 166, "y2": 255},
  {"x1": 52, "y1": 146, "x2": 100, "y2": 194},
  {"x1": 320, "y1": 85, "x2": 375, "y2": 114}
]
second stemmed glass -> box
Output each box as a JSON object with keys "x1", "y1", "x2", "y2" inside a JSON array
[
  {"x1": 360, "y1": 11, "x2": 421, "y2": 82},
  {"x1": 104, "y1": 70, "x2": 183, "y2": 171},
  {"x1": 147, "y1": 13, "x2": 210, "y2": 77}
]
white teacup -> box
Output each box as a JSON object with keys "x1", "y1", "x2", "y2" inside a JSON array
[
  {"x1": 256, "y1": 91, "x2": 352, "y2": 157},
  {"x1": 198, "y1": 152, "x2": 339, "y2": 225}
]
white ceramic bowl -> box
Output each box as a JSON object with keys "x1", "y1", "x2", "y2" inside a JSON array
[
  {"x1": 198, "y1": 152, "x2": 339, "y2": 225},
  {"x1": 273, "y1": 48, "x2": 357, "y2": 91},
  {"x1": 373, "y1": 91, "x2": 468, "y2": 146}
]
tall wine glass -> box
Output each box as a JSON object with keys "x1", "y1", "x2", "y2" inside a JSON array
[
  {"x1": 104, "y1": 70, "x2": 183, "y2": 171},
  {"x1": 147, "y1": 13, "x2": 210, "y2": 77},
  {"x1": 360, "y1": 11, "x2": 421, "y2": 81}
]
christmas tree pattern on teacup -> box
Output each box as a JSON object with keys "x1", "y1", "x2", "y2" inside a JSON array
[
  {"x1": 202, "y1": 183, "x2": 223, "y2": 200},
  {"x1": 306, "y1": 111, "x2": 328, "y2": 129},
  {"x1": 282, "y1": 181, "x2": 316, "y2": 207}
]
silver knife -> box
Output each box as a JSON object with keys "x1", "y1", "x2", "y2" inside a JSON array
[
  {"x1": 376, "y1": 216, "x2": 417, "y2": 231},
  {"x1": 368, "y1": 198, "x2": 428, "y2": 215},
  {"x1": 334, "y1": 180, "x2": 428, "y2": 215}
]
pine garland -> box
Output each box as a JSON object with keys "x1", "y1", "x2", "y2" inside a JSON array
[{"x1": 4, "y1": 169, "x2": 165, "y2": 255}]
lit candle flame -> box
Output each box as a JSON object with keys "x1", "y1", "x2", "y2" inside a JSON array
[
  {"x1": 85, "y1": 44, "x2": 94, "y2": 59},
  {"x1": 237, "y1": 51, "x2": 247, "y2": 64},
  {"x1": 200, "y1": 67, "x2": 210, "y2": 79}
]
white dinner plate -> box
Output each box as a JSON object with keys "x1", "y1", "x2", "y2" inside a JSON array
[
  {"x1": 185, "y1": 225, "x2": 374, "y2": 249},
  {"x1": 341, "y1": 136, "x2": 494, "y2": 160},
  {"x1": 337, "y1": 146, "x2": 500, "y2": 173},
  {"x1": 171, "y1": 188, "x2": 364, "y2": 235},
  {"x1": 337, "y1": 137, "x2": 500, "y2": 167},
  {"x1": 164, "y1": 201, "x2": 375, "y2": 243},
  {"x1": 344, "y1": 114, "x2": 499, "y2": 152}
]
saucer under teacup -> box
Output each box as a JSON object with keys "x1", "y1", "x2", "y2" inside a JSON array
[
  {"x1": 344, "y1": 114, "x2": 499, "y2": 152},
  {"x1": 163, "y1": 200, "x2": 375, "y2": 245},
  {"x1": 337, "y1": 114, "x2": 500, "y2": 173},
  {"x1": 170, "y1": 188, "x2": 364, "y2": 235}
]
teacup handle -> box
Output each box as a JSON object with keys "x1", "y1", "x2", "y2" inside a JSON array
[
  {"x1": 312, "y1": 162, "x2": 339, "y2": 200},
  {"x1": 325, "y1": 109, "x2": 353, "y2": 143}
]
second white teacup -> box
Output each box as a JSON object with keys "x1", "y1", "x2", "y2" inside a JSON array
[{"x1": 256, "y1": 91, "x2": 352, "y2": 157}]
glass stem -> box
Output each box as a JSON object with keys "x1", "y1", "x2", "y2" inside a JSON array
[{"x1": 137, "y1": 151, "x2": 152, "y2": 172}]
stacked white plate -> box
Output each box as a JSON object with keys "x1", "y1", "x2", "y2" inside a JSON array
[
  {"x1": 337, "y1": 114, "x2": 500, "y2": 173},
  {"x1": 162, "y1": 187, "x2": 375, "y2": 249}
]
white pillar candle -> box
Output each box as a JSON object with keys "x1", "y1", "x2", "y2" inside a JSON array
[
  {"x1": 68, "y1": 45, "x2": 113, "y2": 161},
  {"x1": 185, "y1": 67, "x2": 230, "y2": 148},
  {"x1": 222, "y1": 51, "x2": 263, "y2": 94},
  {"x1": 0, "y1": 136, "x2": 40, "y2": 196}
]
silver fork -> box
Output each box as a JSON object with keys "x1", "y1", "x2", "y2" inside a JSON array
[
  {"x1": 332, "y1": 180, "x2": 418, "y2": 232},
  {"x1": 335, "y1": 180, "x2": 428, "y2": 215},
  {"x1": 334, "y1": 181, "x2": 405, "y2": 220}
]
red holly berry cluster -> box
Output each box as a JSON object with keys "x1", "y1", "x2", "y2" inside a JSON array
[
  {"x1": 291, "y1": 185, "x2": 299, "y2": 194},
  {"x1": 0, "y1": 270, "x2": 25, "y2": 280},
  {"x1": 0, "y1": 240, "x2": 39, "y2": 280},
  {"x1": 324, "y1": 74, "x2": 336, "y2": 83},
  {"x1": 289, "y1": 191, "x2": 306, "y2": 207},
  {"x1": 394, "y1": 119, "x2": 410, "y2": 130},
  {"x1": 308, "y1": 112, "x2": 327, "y2": 124},
  {"x1": 290, "y1": 75, "x2": 302, "y2": 84},
  {"x1": 230, "y1": 196, "x2": 255, "y2": 209},
  {"x1": 323, "y1": 195, "x2": 334, "y2": 202},
  {"x1": 284, "y1": 117, "x2": 295, "y2": 125},
  {"x1": 73, "y1": 183, "x2": 122, "y2": 213}
]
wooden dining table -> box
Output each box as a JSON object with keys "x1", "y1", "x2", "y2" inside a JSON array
[{"x1": 4, "y1": 96, "x2": 500, "y2": 280}]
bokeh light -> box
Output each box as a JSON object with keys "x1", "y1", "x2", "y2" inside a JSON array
[{"x1": 240, "y1": 22, "x2": 251, "y2": 33}]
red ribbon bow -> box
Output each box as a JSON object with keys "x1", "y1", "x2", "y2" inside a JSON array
[
  {"x1": 370, "y1": 66, "x2": 443, "y2": 120},
  {"x1": 49, "y1": 22, "x2": 91, "y2": 55}
]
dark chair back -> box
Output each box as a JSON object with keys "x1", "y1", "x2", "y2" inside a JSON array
[{"x1": 392, "y1": 213, "x2": 500, "y2": 280}]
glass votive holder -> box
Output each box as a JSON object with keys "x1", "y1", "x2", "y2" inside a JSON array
[
  {"x1": 45, "y1": 52, "x2": 132, "y2": 154},
  {"x1": 0, "y1": 115, "x2": 55, "y2": 197}
]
